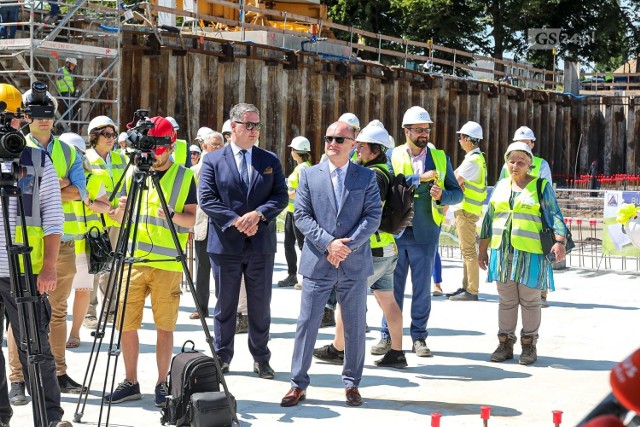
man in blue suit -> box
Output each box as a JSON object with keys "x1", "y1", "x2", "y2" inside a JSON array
[
  {"x1": 372, "y1": 106, "x2": 463, "y2": 358},
  {"x1": 280, "y1": 121, "x2": 382, "y2": 408},
  {"x1": 198, "y1": 103, "x2": 288, "y2": 379}
]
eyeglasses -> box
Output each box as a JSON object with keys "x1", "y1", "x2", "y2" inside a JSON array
[
  {"x1": 407, "y1": 127, "x2": 431, "y2": 134},
  {"x1": 190, "y1": 152, "x2": 200, "y2": 155},
  {"x1": 324, "y1": 136, "x2": 354, "y2": 144},
  {"x1": 100, "y1": 131, "x2": 118, "y2": 139},
  {"x1": 235, "y1": 121, "x2": 262, "y2": 131}
]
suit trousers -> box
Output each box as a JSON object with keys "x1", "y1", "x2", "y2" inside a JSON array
[
  {"x1": 210, "y1": 251, "x2": 274, "y2": 364},
  {"x1": 381, "y1": 227, "x2": 437, "y2": 342},
  {"x1": 194, "y1": 239, "x2": 211, "y2": 316},
  {"x1": 0, "y1": 277, "x2": 63, "y2": 423},
  {"x1": 290, "y1": 273, "x2": 367, "y2": 390}
]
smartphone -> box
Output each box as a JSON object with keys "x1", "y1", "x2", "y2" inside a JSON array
[{"x1": 545, "y1": 252, "x2": 556, "y2": 263}]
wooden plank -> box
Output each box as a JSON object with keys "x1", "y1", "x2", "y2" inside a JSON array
[
  {"x1": 307, "y1": 68, "x2": 323, "y2": 163},
  {"x1": 628, "y1": 99, "x2": 640, "y2": 176}
]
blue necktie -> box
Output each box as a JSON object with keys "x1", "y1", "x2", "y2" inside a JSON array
[
  {"x1": 334, "y1": 168, "x2": 343, "y2": 210},
  {"x1": 240, "y1": 149, "x2": 250, "y2": 192}
]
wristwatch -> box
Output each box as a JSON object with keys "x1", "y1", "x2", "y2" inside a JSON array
[{"x1": 256, "y1": 210, "x2": 265, "y2": 221}]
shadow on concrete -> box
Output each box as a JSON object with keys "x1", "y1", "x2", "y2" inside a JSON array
[{"x1": 407, "y1": 362, "x2": 531, "y2": 382}]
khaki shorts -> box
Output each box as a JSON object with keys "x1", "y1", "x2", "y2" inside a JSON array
[{"x1": 117, "y1": 265, "x2": 182, "y2": 332}]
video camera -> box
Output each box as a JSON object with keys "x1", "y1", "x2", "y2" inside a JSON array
[
  {"x1": 0, "y1": 102, "x2": 27, "y2": 185},
  {"x1": 23, "y1": 82, "x2": 56, "y2": 120},
  {"x1": 125, "y1": 109, "x2": 172, "y2": 169}
]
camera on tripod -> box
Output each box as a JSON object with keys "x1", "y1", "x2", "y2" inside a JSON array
[
  {"x1": 125, "y1": 109, "x2": 172, "y2": 169},
  {"x1": 0, "y1": 102, "x2": 27, "y2": 185}
]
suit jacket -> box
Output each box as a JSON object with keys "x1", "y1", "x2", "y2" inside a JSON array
[
  {"x1": 294, "y1": 161, "x2": 382, "y2": 280},
  {"x1": 198, "y1": 144, "x2": 288, "y2": 255}
]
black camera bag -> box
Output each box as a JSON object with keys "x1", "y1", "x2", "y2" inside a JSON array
[{"x1": 188, "y1": 392, "x2": 236, "y2": 427}]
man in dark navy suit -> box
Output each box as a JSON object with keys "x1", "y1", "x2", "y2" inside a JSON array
[{"x1": 198, "y1": 103, "x2": 288, "y2": 379}]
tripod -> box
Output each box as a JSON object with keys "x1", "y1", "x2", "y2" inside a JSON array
[
  {"x1": 0, "y1": 173, "x2": 49, "y2": 427},
  {"x1": 73, "y1": 153, "x2": 239, "y2": 426}
]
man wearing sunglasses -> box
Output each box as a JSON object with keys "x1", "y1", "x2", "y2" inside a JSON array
[
  {"x1": 199, "y1": 103, "x2": 287, "y2": 380},
  {"x1": 281, "y1": 121, "x2": 382, "y2": 408}
]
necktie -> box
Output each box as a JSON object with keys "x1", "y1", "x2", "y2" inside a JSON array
[
  {"x1": 334, "y1": 168, "x2": 343, "y2": 210},
  {"x1": 240, "y1": 149, "x2": 250, "y2": 192}
]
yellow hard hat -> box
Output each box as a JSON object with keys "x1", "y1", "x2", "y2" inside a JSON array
[{"x1": 0, "y1": 83, "x2": 23, "y2": 114}]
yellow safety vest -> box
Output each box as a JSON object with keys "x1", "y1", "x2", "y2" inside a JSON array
[
  {"x1": 391, "y1": 144, "x2": 447, "y2": 226},
  {"x1": 26, "y1": 135, "x2": 82, "y2": 238},
  {"x1": 460, "y1": 152, "x2": 487, "y2": 216},
  {"x1": 55, "y1": 66, "x2": 74, "y2": 94},
  {"x1": 85, "y1": 148, "x2": 127, "y2": 226},
  {"x1": 368, "y1": 163, "x2": 395, "y2": 249},
  {"x1": 174, "y1": 139, "x2": 188, "y2": 167},
  {"x1": 286, "y1": 161, "x2": 311, "y2": 213},
  {"x1": 125, "y1": 163, "x2": 194, "y2": 272},
  {"x1": 15, "y1": 148, "x2": 47, "y2": 274},
  {"x1": 74, "y1": 170, "x2": 111, "y2": 255},
  {"x1": 489, "y1": 177, "x2": 545, "y2": 254}
]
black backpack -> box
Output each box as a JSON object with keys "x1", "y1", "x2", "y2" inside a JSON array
[
  {"x1": 161, "y1": 340, "x2": 227, "y2": 426},
  {"x1": 370, "y1": 165, "x2": 415, "y2": 235}
]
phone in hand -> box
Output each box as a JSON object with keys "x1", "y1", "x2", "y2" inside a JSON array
[{"x1": 545, "y1": 252, "x2": 556, "y2": 263}]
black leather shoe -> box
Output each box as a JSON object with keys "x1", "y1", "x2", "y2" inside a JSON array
[
  {"x1": 253, "y1": 361, "x2": 275, "y2": 379},
  {"x1": 58, "y1": 373, "x2": 87, "y2": 394},
  {"x1": 281, "y1": 387, "x2": 306, "y2": 407},
  {"x1": 313, "y1": 344, "x2": 344, "y2": 364},
  {"x1": 345, "y1": 387, "x2": 362, "y2": 406},
  {"x1": 445, "y1": 288, "x2": 465, "y2": 298}
]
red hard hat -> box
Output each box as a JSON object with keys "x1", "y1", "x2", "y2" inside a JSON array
[{"x1": 148, "y1": 116, "x2": 176, "y2": 143}]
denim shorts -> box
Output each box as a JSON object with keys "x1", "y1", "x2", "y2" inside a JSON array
[{"x1": 368, "y1": 255, "x2": 398, "y2": 291}]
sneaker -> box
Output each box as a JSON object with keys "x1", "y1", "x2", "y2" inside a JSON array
[
  {"x1": 57, "y1": 374, "x2": 87, "y2": 394},
  {"x1": 236, "y1": 313, "x2": 249, "y2": 334},
  {"x1": 319, "y1": 308, "x2": 335, "y2": 328},
  {"x1": 221, "y1": 362, "x2": 230, "y2": 374},
  {"x1": 154, "y1": 382, "x2": 169, "y2": 407},
  {"x1": 445, "y1": 288, "x2": 465, "y2": 298},
  {"x1": 449, "y1": 291, "x2": 479, "y2": 301},
  {"x1": 312, "y1": 344, "x2": 344, "y2": 365},
  {"x1": 374, "y1": 349, "x2": 408, "y2": 368},
  {"x1": 9, "y1": 381, "x2": 27, "y2": 406},
  {"x1": 277, "y1": 274, "x2": 298, "y2": 287},
  {"x1": 412, "y1": 339, "x2": 433, "y2": 357},
  {"x1": 104, "y1": 379, "x2": 141, "y2": 404},
  {"x1": 83, "y1": 315, "x2": 98, "y2": 330},
  {"x1": 370, "y1": 338, "x2": 392, "y2": 355}
]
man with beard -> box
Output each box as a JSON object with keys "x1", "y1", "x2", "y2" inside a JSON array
[{"x1": 371, "y1": 106, "x2": 462, "y2": 358}]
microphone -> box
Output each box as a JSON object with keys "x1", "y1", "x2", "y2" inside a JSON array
[{"x1": 578, "y1": 348, "x2": 640, "y2": 426}]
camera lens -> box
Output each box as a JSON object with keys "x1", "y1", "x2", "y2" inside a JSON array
[
  {"x1": 139, "y1": 135, "x2": 155, "y2": 151},
  {"x1": 0, "y1": 131, "x2": 26, "y2": 158}
]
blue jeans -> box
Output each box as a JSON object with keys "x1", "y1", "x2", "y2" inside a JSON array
[
  {"x1": 369, "y1": 255, "x2": 397, "y2": 291},
  {"x1": 432, "y1": 250, "x2": 442, "y2": 284},
  {"x1": 380, "y1": 227, "x2": 437, "y2": 341},
  {"x1": 0, "y1": 6, "x2": 19, "y2": 39}
]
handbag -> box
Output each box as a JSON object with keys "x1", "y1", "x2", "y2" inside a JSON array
[
  {"x1": 82, "y1": 204, "x2": 113, "y2": 274},
  {"x1": 536, "y1": 178, "x2": 575, "y2": 256}
]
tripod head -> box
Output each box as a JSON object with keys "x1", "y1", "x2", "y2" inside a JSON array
[{"x1": 0, "y1": 102, "x2": 28, "y2": 187}]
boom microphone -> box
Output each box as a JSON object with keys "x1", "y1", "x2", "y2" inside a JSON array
[{"x1": 577, "y1": 349, "x2": 640, "y2": 426}]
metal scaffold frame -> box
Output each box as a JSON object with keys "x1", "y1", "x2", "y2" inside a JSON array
[{"x1": 0, "y1": 0, "x2": 122, "y2": 135}]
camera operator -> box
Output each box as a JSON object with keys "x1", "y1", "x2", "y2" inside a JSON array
[
  {"x1": 9, "y1": 83, "x2": 88, "y2": 396},
  {"x1": 0, "y1": 84, "x2": 72, "y2": 426},
  {"x1": 105, "y1": 116, "x2": 197, "y2": 407}
]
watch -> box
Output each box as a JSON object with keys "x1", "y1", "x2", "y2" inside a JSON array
[{"x1": 256, "y1": 210, "x2": 265, "y2": 221}]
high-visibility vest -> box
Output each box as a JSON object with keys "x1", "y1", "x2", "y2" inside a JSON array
[
  {"x1": 391, "y1": 144, "x2": 448, "y2": 226},
  {"x1": 286, "y1": 161, "x2": 311, "y2": 213},
  {"x1": 85, "y1": 148, "x2": 127, "y2": 226},
  {"x1": 14, "y1": 147, "x2": 47, "y2": 274},
  {"x1": 125, "y1": 163, "x2": 194, "y2": 272},
  {"x1": 74, "y1": 170, "x2": 111, "y2": 255},
  {"x1": 26, "y1": 135, "x2": 82, "y2": 238},
  {"x1": 173, "y1": 139, "x2": 188, "y2": 167},
  {"x1": 489, "y1": 177, "x2": 545, "y2": 254},
  {"x1": 368, "y1": 163, "x2": 395, "y2": 249},
  {"x1": 460, "y1": 152, "x2": 487, "y2": 216},
  {"x1": 55, "y1": 66, "x2": 74, "y2": 94}
]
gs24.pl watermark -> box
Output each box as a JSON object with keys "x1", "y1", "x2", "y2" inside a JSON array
[{"x1": 527, "y1": 28, "x2": 595, "y2": 50}]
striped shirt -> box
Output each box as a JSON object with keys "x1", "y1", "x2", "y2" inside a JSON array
[{"x1": 0, "y1": 156, "x2": 64, "y2": 276}]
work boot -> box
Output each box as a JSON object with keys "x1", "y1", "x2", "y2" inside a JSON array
[
  {"x1": 370, "y1": 338, "x2": 392, "y2": 355},
  {"x1": 519, "y1": 335, "x2": 538, "y2": 365},
  {"x1": 490, "y1": 333, "x2": 516, "y2": 362},
  {"x1": 236, "y1": 313, "x2": 249, "y2": 334},
  {"x1": 319, "y1": 308, "x2": 335, "y2": 328},
  {"x1": 277, "y1": 274, "x2": 298, "y2": 287}
]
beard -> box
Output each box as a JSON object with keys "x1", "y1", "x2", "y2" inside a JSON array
[{"x1": 412, "y1": 137, "x2": 429, "y2": 149}]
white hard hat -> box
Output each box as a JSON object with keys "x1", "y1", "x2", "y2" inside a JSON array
[
  {"x1": 87, "y1": 115, "x2": 116, "y2": 135},
  {"x1": 356, "y1": 124, "x2": 393, "y2": 150},
  {"x1": 288, "y1": 136, "x2": 311, "y2": 152},
  {"x1": 456, "y1": 121, "x2": 483, "y2": 140},
  {"x1": 118, "y1": 132, "x2": 128, "y2": 142},
  {"x1": 366, "y1": 119, "x2": 386, "y2": 129},
  {"x1": 165, "y1": 116, "x2": 180, "y2": 131},
  {"x1": 221, "y1": 120, "x2": 232, "y2": 134},
  {"x1": 504, "y1": 141, "x2": 533, "y2": 162},
  {"x1": 65, "y1": 58, "x2": 78, "y2": 65},
  {"x1": 195, "y1": 126, "x2": 214, "y2": 140},
  {"x1": 189, "y1": 144, "x2": 201, "y2": 154},
  {"x1": 402, "y1": 106, "x2": 432, "y2": 127},
  {"x1": 338, "y1": 113, "x2": 360, "y2": 131},
  {"x1": 513, "y1": 126, "x2": 536, "y2": 141},
  {"x1": 59, "y1": 132, "x2": 86, "y2": 154}
]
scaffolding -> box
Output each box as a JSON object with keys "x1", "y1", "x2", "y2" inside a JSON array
[{"x1": 0, "y1": 0, "x2": 121, "y2": 135}]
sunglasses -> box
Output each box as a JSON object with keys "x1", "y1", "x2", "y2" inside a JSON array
[
  {"x1": 100, "y1": 131, "x2": 118, "y2": 139},
  {"x1": 324, "y1": 136, "x2": 354, "y2": 144},
  {"x1": 235, "y1": 121, "x2": 262, "y2": 131},
  {"x1": 190, "y1": 152, "x2": 200, "y2": 155},
  {"x1": 407, "y1": 127, "x2": 431, "y2": 134}
]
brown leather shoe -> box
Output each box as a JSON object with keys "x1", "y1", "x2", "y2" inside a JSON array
[
  {"x1": 280, "y1": 387, "x2": 306, "y2": 407},
  {"x1": 345, "y1": 387, "x2": 362, "y2": 406}
]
